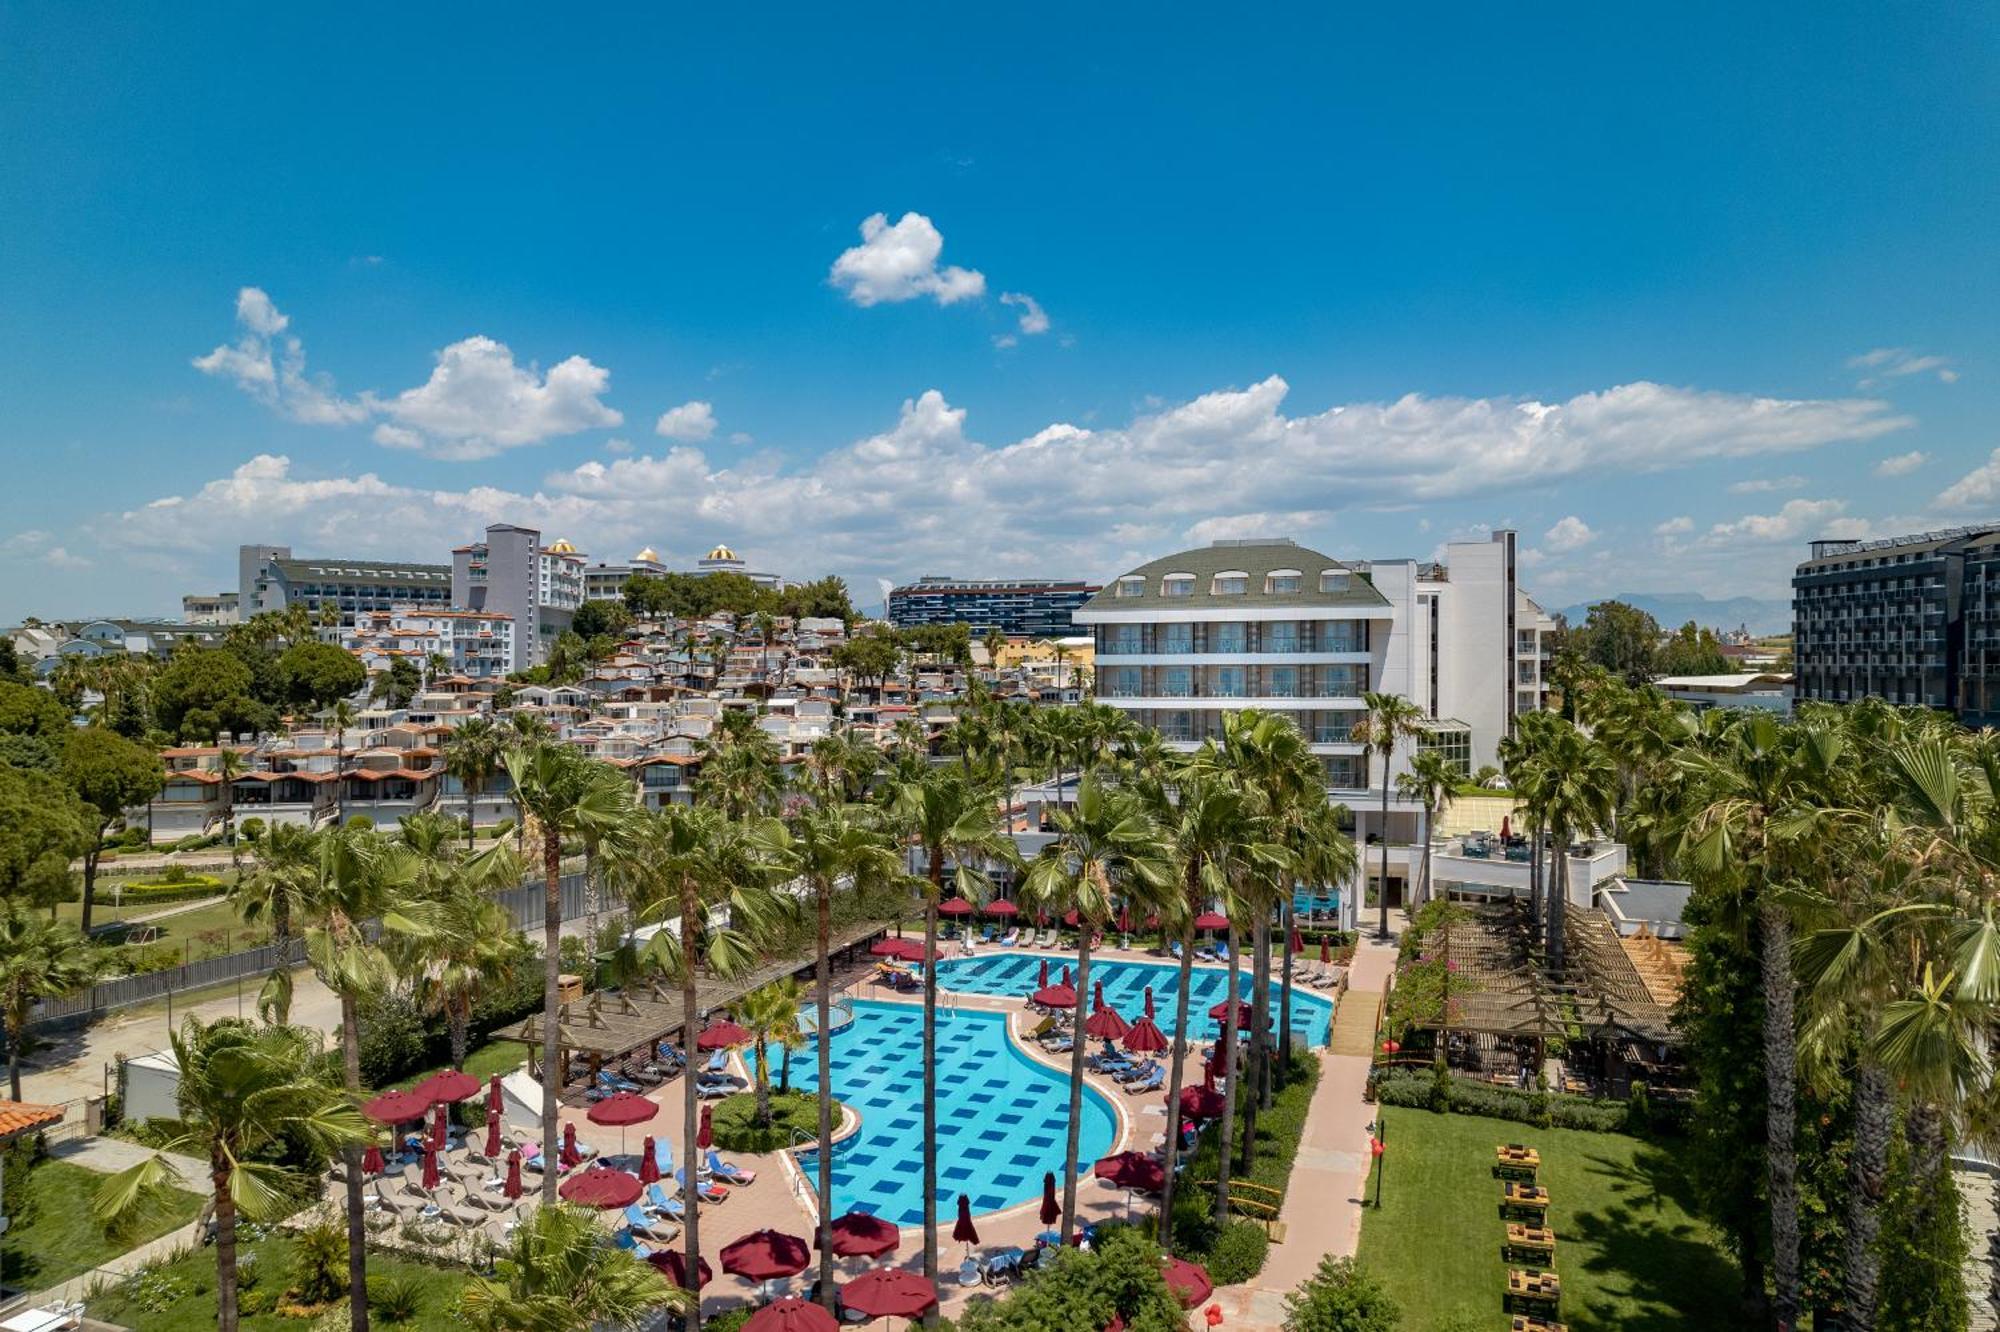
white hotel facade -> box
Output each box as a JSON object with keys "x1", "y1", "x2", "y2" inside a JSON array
[{"x1": 1073, "y1": 532, "x2": 1567, "y2": 920}]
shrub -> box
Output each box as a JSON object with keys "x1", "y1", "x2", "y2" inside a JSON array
[
  {"x1": 238, "y1": 816, "x2": 266, "y2": 844},
  {"x1": 160, "y1": 864, "x2": 190, "y2": 885},
  {"x1": 1204, "y1": 1221, "x2": 1269, "y2": 1285},
  {"x1": 1371, "y1": 1070, "x2": 1635, "y2": 1133},
  {"x1": 368, "y1": 1272, "x2": 424, "y2": 1323},
  {"x1": 345, "y1": 815, "x2": 375, "y2": 830},
  {"x1": 710, "y1": 1091, "x2": 828, "y2": 1153},
  {"x1": 1282, "y1": 1256, "x2": 1399, "y2": 1332},
  {"x1": 288, "y1": 1219, "x2": 348, "y2": 1306},
  {"x1": 958, "y1": 1227, "x2": 1186, "y2": 1332},
  {"x1": 705, "y1": 1311, "x2": 752, "y2": 1332},
  {"x1": 355, "y1": 993, "x2": 437, "y2": 1088}
]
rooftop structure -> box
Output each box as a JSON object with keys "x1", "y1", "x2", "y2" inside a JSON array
[
  {"x1": 887, "y1": 576, "x2": 1103, "y2": 638},
  {"x1": 239, "y1": 544, "x2": 452, "y2": 627}
]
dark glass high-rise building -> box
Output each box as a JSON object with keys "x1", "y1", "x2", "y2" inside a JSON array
[{"x1": 886, "y1": 577, "x2": 1101, "y2": 638}]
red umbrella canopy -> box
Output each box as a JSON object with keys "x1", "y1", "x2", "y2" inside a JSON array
[
  {"x1": 1094, "y1": 1151, "x2": 1166, "y2": 1193},
  {"x1": 361, "y1": 1089, "x2": 430, "y2": 1125},
  {"x1": 697, "y1": 1104, "x2": 714, "y2": 1150},
  {"x1": 1208, "y1": 999, "x2": 1256, "y2": 1028},
  {"x1": 638, "y1": 1136, "x2": 660, "y2": 1185},
  {"x1": 823, "y1": 1211, "x2": 901, "y2": 1258},
  {"x1": 1039, "y1": 1172, "x2": 1061, "y2": 1227},
  {"x1": 741, "y1": 1298, "x2": 838, "y2": 1332},
  {"x1": 1063, "y1": 909, "x2": 1081, "y2": 927},
  {"x1": 721, "y1": 1229, "x2": 813, "y2": 1281},
  {"x1": 1177, "y1": 1084, "x2": 1226, "y2": 1120},
  {"x1": 1032, "y1": 984, "x2": 1079, "y2": 1009},
  {"x1": 937, "y1": 897, "x2": 974, "y2": 917},
  {"x1": 1193, "y1": 911, "x2": 1229, "y2": 931},
  {"x1": 1084, "y1": 1003, "x2": 1130, "y2": 1041},
  {"x1": 952, "y1": 1194, "x2": 980, "y2": 1245},
  {"x1": 559, "y1": 1165, "x2": 643, "y2": 1209},
  {"x1": 697, "y1": 1018, "x2": 753, "y2": 1051},
  {"x1": 1163, "y1": 1258, "x2": 1214, "y2": 1309},
  {"x1": 1122, "y1": 1017, "x2": 1168, "y2": 1055},
  {"x1": 870, "y1": 937, "x2": 914, "y2": 957},
  {"x1": 649, "y1": 1249, "x2": 713, "y2": 1291},
  {"x1": 1205, "y1": 1046, "x2": 1230, "y2": 1078},
  {"x1": 503, "y1": 1150, "x2": 523, "y2": 1199},
  {"x1": 840, "y1": 1270, "x2": 939, "y2": 1319},
  {"x1": 419, "y1": 1068, "x2": 482, "y2": 1105},
  {"x1": 984, "y1": 899, "x2": 1019, "y2": 917},
  {"x1": 587, "y1": 1092, "x2": 659, "y2": 1128}
]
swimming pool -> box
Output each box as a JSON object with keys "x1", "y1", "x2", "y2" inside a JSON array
[
  {"x1": 932, "y1": 953, "x2": 1335, "y2": 1048},
  {"x1": 782, "y1": 999, "x2": 1117, "y2": 1227}
]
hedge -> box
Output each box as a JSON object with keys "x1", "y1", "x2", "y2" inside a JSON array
[
  {"x1": 1369, "y1": 1068, "x2": 1684, "y2": 1135},
  {"x1": 1169, "y1": 1056, "x2": 1321, "y2": 1280}
]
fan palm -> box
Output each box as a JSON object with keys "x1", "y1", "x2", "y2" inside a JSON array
[
  {"x1": 325, "y1": 699, "x2": 357, "y2": 823},
  {"x1": 1531, "y1": 720, "x2": 1617, "y2": 968},
  {"x1": 215, "y1": 746, "x2": 249, "y2": 870},
  {"x1": 0, "y1": 906, "x2": 97, "y2": 1100},
  {"x1": 1395, "y1": 748, "x2": 1456, "y2": 910},
  {"x1": 234, "y1": 821, "x2": 319, "y2": 1022},
  {"x1": 739, "y1": 977, "x2": 805, "y2": 1124},
  {"x1": 394, "y1": 837, "x2": 528, "y2": 1068},
  {"x1": 457, "y1": 1202, "x2": 687, "y2": 1331},
  {"x1": 1350, "y1": 691, "x2": 1424, "y2": 939},
  {"x1": 1021, "y1": 776, "x2": 1172, "y2": 1243},
  {"x1": 92, "y1": 1017, "x2": 369, "y2": 1332},
  {"x1": 446, "y1": 716, "x2": 505, "y2": 849}
]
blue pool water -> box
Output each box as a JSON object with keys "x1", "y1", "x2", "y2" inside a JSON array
[
  {"x1": 783, "y1": 999, "x2": 1117, "y2": 1227},
  {"x1": 932, "y1": 953, "x2": 1334, "y2": 1048}
]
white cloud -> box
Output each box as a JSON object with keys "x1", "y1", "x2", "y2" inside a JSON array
[
  {"x1": 654, "y1": 400, "x2": 718, "y2": 442},
  {"x1": 1542, "y1": 515, "x2": 1595, "y2": 552},
  {"x1": 1849, "y1": 347, "x2": 1959, "y2": 388},
  {"x1": 194, "y1": 289, "x2": 620, "y2": 459},
  {"x1": 1936, "y1": 450, "x2": 2000, "y2": 511},
  {"x1": 1875, "y1": 450, "x2": 1929, "y2": 477},
  {"x1": 101, "y1": 374, "x2": 1913, "y2": 605},
  {"x1": 1699, "y1": 498, "x2": 1852, "y2": 546},
  {"x1": 1654, "y1": 515, "x2": 1695, "y2": 536},
  {"x1": 1000, "y1": 292, "x2": 1049, "y2": 335},
  {"x1": 3, "y1": 530, "x2": 92, "y2": 570},
  {"x1": 604, "y1": 438, "x2": 633, "y2": 455},
  {"x1": 43, "y1": 546, "x2": 92, "y2": 570},
  {"x1": 992, "y1": 334, "x2": 1018, "y2": 350},
  {"x1": 829, "y1": 212, "x2": 986, "y2": 307},
  {"x1": 1727, "y1": 474, "x2": 1806, "y2": 494}
]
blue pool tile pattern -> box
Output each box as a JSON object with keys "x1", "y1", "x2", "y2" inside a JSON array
[
  {"x1": 783, "y1": 999, "x2": 1116, "y2": 1227},
  {"x1": 932, "y1": 953, "x2": 1334, "y2": 1048}
]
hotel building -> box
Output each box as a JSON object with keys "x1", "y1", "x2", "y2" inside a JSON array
[
  {"x1": 341, "y1": 608, "x2": 516, "y2": 679},
  {"x1": 451, "y1": 525, "x2": 586, "y2": 672},
  {"x1": 238, "y1": 545, "x2": 453, "y2": 627},
  {"x1": 887, "y1": 576, "x2": 1102, "y2": 638}
]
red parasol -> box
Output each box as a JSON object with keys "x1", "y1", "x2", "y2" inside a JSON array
[
  {"x1": 559, "y1": 1164, "x2": 643, "y2": 1209},
  {"x1": 561, "y1": 1120, "x2": 583, "y2": 1169},
  {"x1": 503, "y1": 1149, "x2": 523, "y2": 1199},
  {"x1": 952, "y1": 1193, "x2": 980, "y2": 1246},
  {"x1": 649, "y1": 1249, "x2": 713, "y2": 1291},
  {"x1": 484, "y1": 1107, "x2": 502, "y2": 1159},
  {"x1": 697, "y1": 1104, "x2": 713, "y2": 1150},
  {"x1": 741, "y1": 1298, "x2": 838, "y2": 1332},
  {"x1": 1193, "y1": 911, "x2": 1229, "y2": 931},
  {"x1": 1036, "y1": 959, "x2": 1050, "y2": 988},
  {"x1": 429, "y1": 1104, "x2": 448, "y2": 1150},
  {"x1": 1143, "y1": 986, "x2": 1156, "y2": 1020},
  {"x1": 1094, "y1": 1151, "x2": 1166, "y2": 1193},
  {"x1": 937, "y1": 898, "x2": 974, "y2": 917},
  {"x1": 421, "y1": 1146, "x2": 440, "y2": 1191},
  {"x1": 1064, "y1": 909, "x2": 1082, "y2": 927},
  {"x1": 1178, "y1": 1083, "x2": 1226, "y2": 1119},
  {"x1": 638, "y1": 1135, "x2": 660, "y2": 1185},
  {"x1": 1163, "y1": 1258, "x2": 1214, "y2": 1308},
  {"x1": 1288, "y1": 927, "x2": 1303, "y2": 954},
  {"x1": 487, "y1": 1073, "x2": 503, "y2": 1116},
  {"x1": 1208, "y1": 999, "x2": 1256, "y2": 1029},
  {"x1": 361, "y1": 1089, "x2": 429, "y2": 1125},
  {"x1": 419, "y1": 1068, "x2": 481, "y2": 1105},
  {"x1": 697, "y1": 1018, "x2": 752, "y2": 1051},
  {"x1": 1061, "y1": 965, "x2": 1072, "y2": 986},
  {"x1": 1320, "y1": 937, "x2": 1332, "y2": 965},
  {"x1": 840, "y1": 1270, "x2": 939, "y2": 1320},
  {"x1": 721, "y1": 1229, "x2": 813, "y2": 1281},
  {"x1": 1501, "y1": 815, "x2": 1511, "y2": 841},
  {"x1": 587, "y1": 1092, "x2": 659, "y2": 1128},
  {"x1": 823, "y1": 1211, "x2": 900, "y2": 1259},
  {"x1": 1122, "y1": 1017, "x2": 1168, "y2": 1054},
  {"x1": 1032, "y1": 983, "x2": 1078, "y2": 1008},
  {"x1": 984, "y1": 899, "x2": 1018, "y2": 917},
  {"x1": 1084, "y1": 989, "x2": 1130, "y2": 1040},
  {"x1": 1206, "y1": 1046, "x2": 1230, "y2": 1078},
  {"x1": 1039, "y1": 1171, "x2": 1060, "y2": 1227},
  {"x1": 361, "y1": 1144, "x2": 384, "y2": 1175},
  {"x1": 872, "y1": 938, "x2": 925, "y2": 961},
  {"x1": 1117, "y1": 905, "x2": 1132, "y2": 933}
]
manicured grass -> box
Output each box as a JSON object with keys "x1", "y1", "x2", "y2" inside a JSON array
[
  {"x1": 87, "y1": 1233, "x2": 474, "y2": 1330},
  {"x1": 710, "y1": 1089, "x2": 839, "y2": 1153},
  {"x1": 0, "y1": 1158, "x2": 203, "y2": 1290},
  {"x1": 381, "y1": 1037, "x2": 527, "y2": 1093},
  {"x1": 1356, "y1": 1107, "x2": 1746, "y2": 1332}
]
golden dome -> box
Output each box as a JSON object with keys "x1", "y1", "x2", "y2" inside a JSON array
[
  {"x1": 547, "y1": 538, "x2": 577, "y2": 555},
  {"x1": 706, "y1": 544, "x2": 737, "y2": 562},
  {"x1": 633, "y1": 547, "x2": 661, "y2": 564}
]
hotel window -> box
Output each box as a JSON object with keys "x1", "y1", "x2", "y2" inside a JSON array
[
  {"x1": 1158, "y1": 710, "x2": 1194, "y2": 742},
  {"x1": 1106, "y1": 666, "x2": 1143, "y2": 698},
  {"x1": 1212, "y1": 572, "x2": 1249, "y2": 596},
  {"x1": 1266, "y1": 569, "x2": 1303, "y2": 594},
  {"x1": 1212, "y1": 666, "x2": 1246, "y2": 698},
  {"x1": 1265, "y1": 621, "x2": 1300, "y2": 653},
  {"x1": 1322, "y1": 755, "x2": 1367, "y2": 788},
  {"x1": 1317, "y1": 665, "x2": 1364, "y2": 698},
  {"x1": 1161, "y1": 666, "x2": 1193, "y2": 698},
  {"x1": 1268, "y1": 666, "x2": 1298, "y2": 697},
  {"x1": 1162, "y1": 574, "x2": 1195, "y2": 598},
  {"x1": 1104, "y1": 624, "x2": 1141, "y2": 655},
  {"x1": 1417, "y1": 725, "x2": 1472, "y2": 777},
  {"x1": 1158, "y1": 623, "x2": 1193, "y2": 654},
  {"x1": 1213, "y1": 622, "x2": 1247, "y2": 653},
  {"x1": 1313, "y1": 712, "x2": 1354, "y2": 744},
  {"x1": 1320, "y1": 570, "x2": 1350, "y2": 593},
  {"x1": 1114, "y1": 577, "x2": 1145, "y2": 598},
  {"x1": 1322, "y1": 621, "x2": 1366, "y2": 652}
]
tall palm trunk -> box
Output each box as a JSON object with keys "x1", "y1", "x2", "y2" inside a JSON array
[
  {"x1": 815, "y1": 883, "x2": 835, "y2": 1309},
  {"x1": 1844, "y1": 1056, "x2": 1891, "y2": 1329},
  {"x1": 540, "y1": 827, "x2": 562, "y2": 1204},
  {"x1": 449, "y1": 996, "x2": 470, "y2": 1070},
  {"x1": 583, "y1": 847, "x2": 600, "y2": 972},
  {"x1": 1253, "y1": 910, "x2": 1274, "y2": 1111},
  {"x1": 1158, "y1": 893, "x2": 1197, "y2": 1249},
  {"x1": 680, "y1": 875, "x2": 704, "y2": 1332},
  {"x1": 1527, "y1": 824, "x2": 1542, "y2": 948},
  {"x1": 211, "y1": 1154, "x2": 242, "y2": 1332},
  {"x1": 6, "y1": 1016, "x2": 22, "y2": 1102},
  {"x1": 1213, "y1": 918, "x2": 1242, "y2": 1223},
  {"x1": 1760, "y1": 898, "x2": 1800, "y2": 1331},
  {"x1": 922, "y1": 852, "x2": 942, "y2": 1327},
  {"x1": 1375, "y1": 775, "x2": 1391, "y2": 939},
  {"x1": 1547, "y1": 829, "x2": 1569, "y2": 972},
  {"x1": 465, "y1": 781, "x2": 478, "y2": 850},
  {"x1": 1417, "y1": 803, "x2": 1434, "y2": 908},
  {"x1": 1278, "y1": 893, "x2": 1295, "y2": 1076},
  {"x1": 1060, "y1": 925, "x2": 1094, "y2": 1244},
  {"x1": 338, "y1": 991, "x2": 370, "y2": 1332}
]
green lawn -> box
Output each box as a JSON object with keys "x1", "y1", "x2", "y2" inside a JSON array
[
  {"x1": 381, "y1": 1037, "x2": 527, "y2": 1093},
  {"x1": 0, "y1": 1158, "x2": 203, "y2": 1291},
  {"x1": 87, "y1": 1233, "x2": 474, "y2": 1330},
  {"x1": 1357, "y1": 1107, "x2": 1748, "y2": 1332}
]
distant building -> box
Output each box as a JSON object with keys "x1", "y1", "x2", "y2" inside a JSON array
[
  {"x1": 1792, "y1": 525, "x2": 2000, "y2": 722},
  {"x1": 1655, "y1": 672, "x2": 1794, "y2": 715},
  {"x1": 239, "y1": 545, "x2": 452, "y2": 628},
  {"x1": 180, "y1": 591, "x2": 240, "y2": 625},
  {"x1": 693, "y1": 543, "x2": 782, "y2": 588},
  {"x1": 583, "y1": 547, "x2": 669, "y2": 602},
  {"x1": 451, "y1": 525, "x2": 584, "y2": 671},
  {"x1": 887, "y1": 577, "x2": 1102, "y2": 638},
  {"x1": 67, "y1": 619, "x2": 230, "y2": 657},
  {"x1": 341, "y1": 608, "x2": 516, "y2": 679}
]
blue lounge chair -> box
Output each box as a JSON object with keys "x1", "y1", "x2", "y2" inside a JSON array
[
  {"x1": 706, "y1": 1149, "x2": 755, "y2": 1185},
  {"x1": 1169, "y1": 940, "x2": 1184, "y2": 960},
  {"x1": 644, "y1": 1183, "x2": 687, "y2": 1220},
  {"x1": 1213, "y1": 941, "x2": 1231, "y2": 963},
  {"x1": 704, "y1": 1050, "x2": 727, "y2": 1076},
  {"x1": 1129, "y1": 1065, "x2": 1166, "y2": 1094},
  {"x1": 999, "y1": 928, "x2": 1020, "y2": 946},
  {"x1": 1115, "y1": 1060, "x2": 1158, "y2": 1085},
  {"x1": 596, "y1": 1068, "x2": 641, "y2": 1094},
  {"x1": 612, "y1": 1227, "x2": 661, "y2": 1259},
  {"x1": 675, "y1": 1167, "x2": 728, "y2": 1203}
]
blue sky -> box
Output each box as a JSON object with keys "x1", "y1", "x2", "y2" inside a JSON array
[{"x1": 1, "y1": 3, "x2": 1995, "y2": 622}]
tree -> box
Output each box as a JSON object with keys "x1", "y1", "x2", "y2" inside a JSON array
[
  {"x1": 738, "y1": 978, "x2": 804, "y2": 1125},
  {"x1": 326, "y1": 698, "x2": 358, "y2": 823},
  {"x1": 458, "y1": 1202, "x2": 687, "y2": 1331},
  {"x1": 1281, "y1": 1256, "x2": 1401, "y2": 1332},
  {"x1": 370, "y1": 657, "x2": 422, "y2": 709},
  {"x1": 59, "y1": 726, "x2": 163, "y2": 932},
  {"x1": 0, "y1": 763, "x2": 91, "y2": 910},
  {"x1": 278, "y1": 641, "x2": 367, "y2": 713},
  {"x1": 0, "y1": 680, "x2": 71, "y2": 740},
  {"x1": 0, "y1": 905, "x2": 96, "y2": 1098},
  {"x1": 1395, "y1": 749, "x2": 1455, "y2": 910},
  {"x1": 571, "y1": 599, "x2": 631, "y2": 642},
  {"x1": 829, "y1": 631, "x2": 902, "y2": 694},
  {"x1": 397, "y1": 838, "x2": 527, "y2": 1068},
  {"x1": 1528, "y1": 719, "x2": 1617, "y2": 969},
  {"x1": 1571, "y1": 600, "x2": 1663, "y2": 685},
  {"x1": 1022, "y1": 777, "x2": 1172, "y2": 1245},
  {"x1": 885, "y1": 765, "x2": 1020, "y2": 1311},
  {"x1": 93, "y1": 1018, "x2": 369, "y2": 1332},
  {"x1": 215, "y1": 746, "x2": 249, "y2": 871},
  {"x1": 1350, "y1": 692, "x2": 1424, "y2": 939},
  {"x1": 1656, "y1": 621, "x2": 1732, "y2": 677},
  {"x1": 151, "y1": 647, "x2": 269, "y2": 741},
  {"x1": 235, "y1": 822, "x2": 319, "y2": 1019},
  {"x1": 445, "y1": 716, "x2": 505, "y2": 849}
]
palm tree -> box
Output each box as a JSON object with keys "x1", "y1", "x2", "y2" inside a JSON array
[
  {"x1": 1499, "y1": 711, "x2": 1560, "y2": 947},
  {"x1": 1021, "y1": 777, "x2": 1172, "y2": 1244},
  {"x1": 446, "y1": 716, "x2": 505, "y2": 849},
  {"x1": 575, "y1": 762, "x2": 642, "y2": 960},
  {"x1": 1533, "y1": 720, "x2": 1618, "y2": 970},
  {"x1": 694, "y1": 725, "x2": 783, "y2": 820},
  {"x1": 215, "y1": 746, "x2": 249, "y2": 871},
  {"x1": 755, "y1": 804, "x2": 904, "y2": 1309},
  {"x1": 234, "y1": 821, "x2": 319, "y2": 1022},
  {"x1": 0, "y1": 907, "x2": 97, "y2": 1100},
  {"x1": 1350, "y1": 691, "x2": 1424, "y2": 939},
  {"x1": 325, "y1": 699, "x2": 357, "y2": 824},
  {"x1": 93, "y1": 1018, "x2": 369, "y2": 1332},
  {"x1": 1395, "y1": 749, "x2": 1456, "y2": 910},
  {"x1": 631, "y1": 806, "x2": 789, "y2": 1332},
  {"x1": 457, "y1": 1203, "x2": 687, "y2": 1331},
  {"x1": 505, "y1": 742, "x2": 634, "y2": 1203},
  {"x1": 396, "y1": 838, "x2": 528, "y2": 1068},
  {"x1": 885, "y1": 766, "x2": 1020, "y2": 1309},
  {"x1": 739, "y1": 978, "x2": 805, "y2": 1124}
]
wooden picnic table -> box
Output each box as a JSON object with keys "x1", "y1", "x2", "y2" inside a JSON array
[
  {"x1": 1494, "y1": 1145, "x2": 1541, "y2": 1177},
  {"x1": 1501, "y1": 1182, "x2": 1550, "y2": 1214},
  {"x1": 1509, "y1": 1317, "x2": 1567, "y2": 1332},
  {"x1": 1506, "y1": 1268, "x2": 1562, "y2": 1311},
  {"x1": 1504, "y1": 1223, "x2": 1556, "y2": 1260}
]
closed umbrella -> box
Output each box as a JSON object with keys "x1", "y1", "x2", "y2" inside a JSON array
[
  {"x1": 1037, "y1": 959, "x2": 1049, "y2": 987},
  {"x1": 697, "y1": 1104, "x2": 713, "y2": 1150},
  {"x1": 1039, "y1": 1171, "x2": 1060, "y2": 1227},
  {"x1": 638, "y1": 1135, "x2": 660, "y2": 1185},
  {"x1": 484, "y1": 1105, "x2": 502, "y2": 1159},
  {"x1": 1320, "y1": 937, "x2": 1333, "y2": 966},
  {"x1": 503, "y1": 1149, "x2": 522, "y2": 1199},
  {"x1": 741, "y1": 1298, "x2": 838, "y2": 1332},
  {"x1": 823, "y1": 1211, "x2": 900, "y2": 1259},
  {"x1": 1061, "y1": 965, "x2": 1071, "y2": 987},
  {"x1": 1163, "y1": 1258, "x2": 1213, "y2": 1309},
  {"x1": 1289, "y1": 926, "x2": 1303, "y2": 954},
  {"x1": 952, "y1": 1193, "x2": 980, "y2": 1258},
  {"x1": 487, "y1": 1073, "x2": 503, "y2": 1117},
  {"x1": 840, "y1": 1270, "x2": 938, "y2": 1324},
  {"x1": 429, "y1": 1104, "x2": 448, "y2": 1150},
  {"x1": 421, "y1": 1146, "x2": 440, "y2": 1191},
  {"x1": 361, "y1": 1144, "x2": 384, "y2": 1176},
  {"x1": 1144, "y1": 987, "x2": 1156, "y2": 1021},
  {"x1": 561, "y1": 1120, "x2": 583, "y2": 1169},
  {"x1": 559, "y1": 1164, "x2": 642, "y2": 1209},
  {"x1": 649, "y1": 1249, "x2": 712, "y2": 1291}
]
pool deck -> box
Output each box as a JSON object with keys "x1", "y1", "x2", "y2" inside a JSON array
[{"x1": 506, "y1": 931, "x2": 1390, "y2": 1327}]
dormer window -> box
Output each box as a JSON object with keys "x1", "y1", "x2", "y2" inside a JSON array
[
  {"x1": 1266, "y1": 568, "x2": 1303, "y2": 594},
  {"x1": 1114, "y1": 576, "x2": 1146, "y2": 599},
  {"x1": 1162, "y1": 574, "x2": 1195, "y2": 598},
  {"x1": 1320, "y1": 570, "x2": 1350, "y2": 593},
  {"x1": 1212, "y1": 572, "x2": 1249, "y2": 596}
]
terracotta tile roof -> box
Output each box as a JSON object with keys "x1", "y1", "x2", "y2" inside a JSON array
[{"x1": 0, "y1": 1100, "x2": 65, "y2": 1140}]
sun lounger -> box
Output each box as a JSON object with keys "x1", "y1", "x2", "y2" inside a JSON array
[
  {"x1": 596, "y1": 1068, "x2": 642, "y2": 1095},
  {"x1": 1115, "y1": 1060, "x2": 1159, "y2": 1085},
  {"x1": 706, "y1": 1149, "x2": 755, "y2": 1185},
  {"x1": 999, "y1": 928, "x2": 1020, "y2": 946},
  {"x1": 1128, "y1": 1065, "x2": 1166, "y2": 1094},
  {"x1": 623, "y1": 1203, "x2": 680, "y2": 1243},
  {"x1": 704, "y1": 1050, "x2": 728, "y2": 1075},
  {"x1": 643, "y1": 1183, "x2": 688, "y2": 1221}
]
